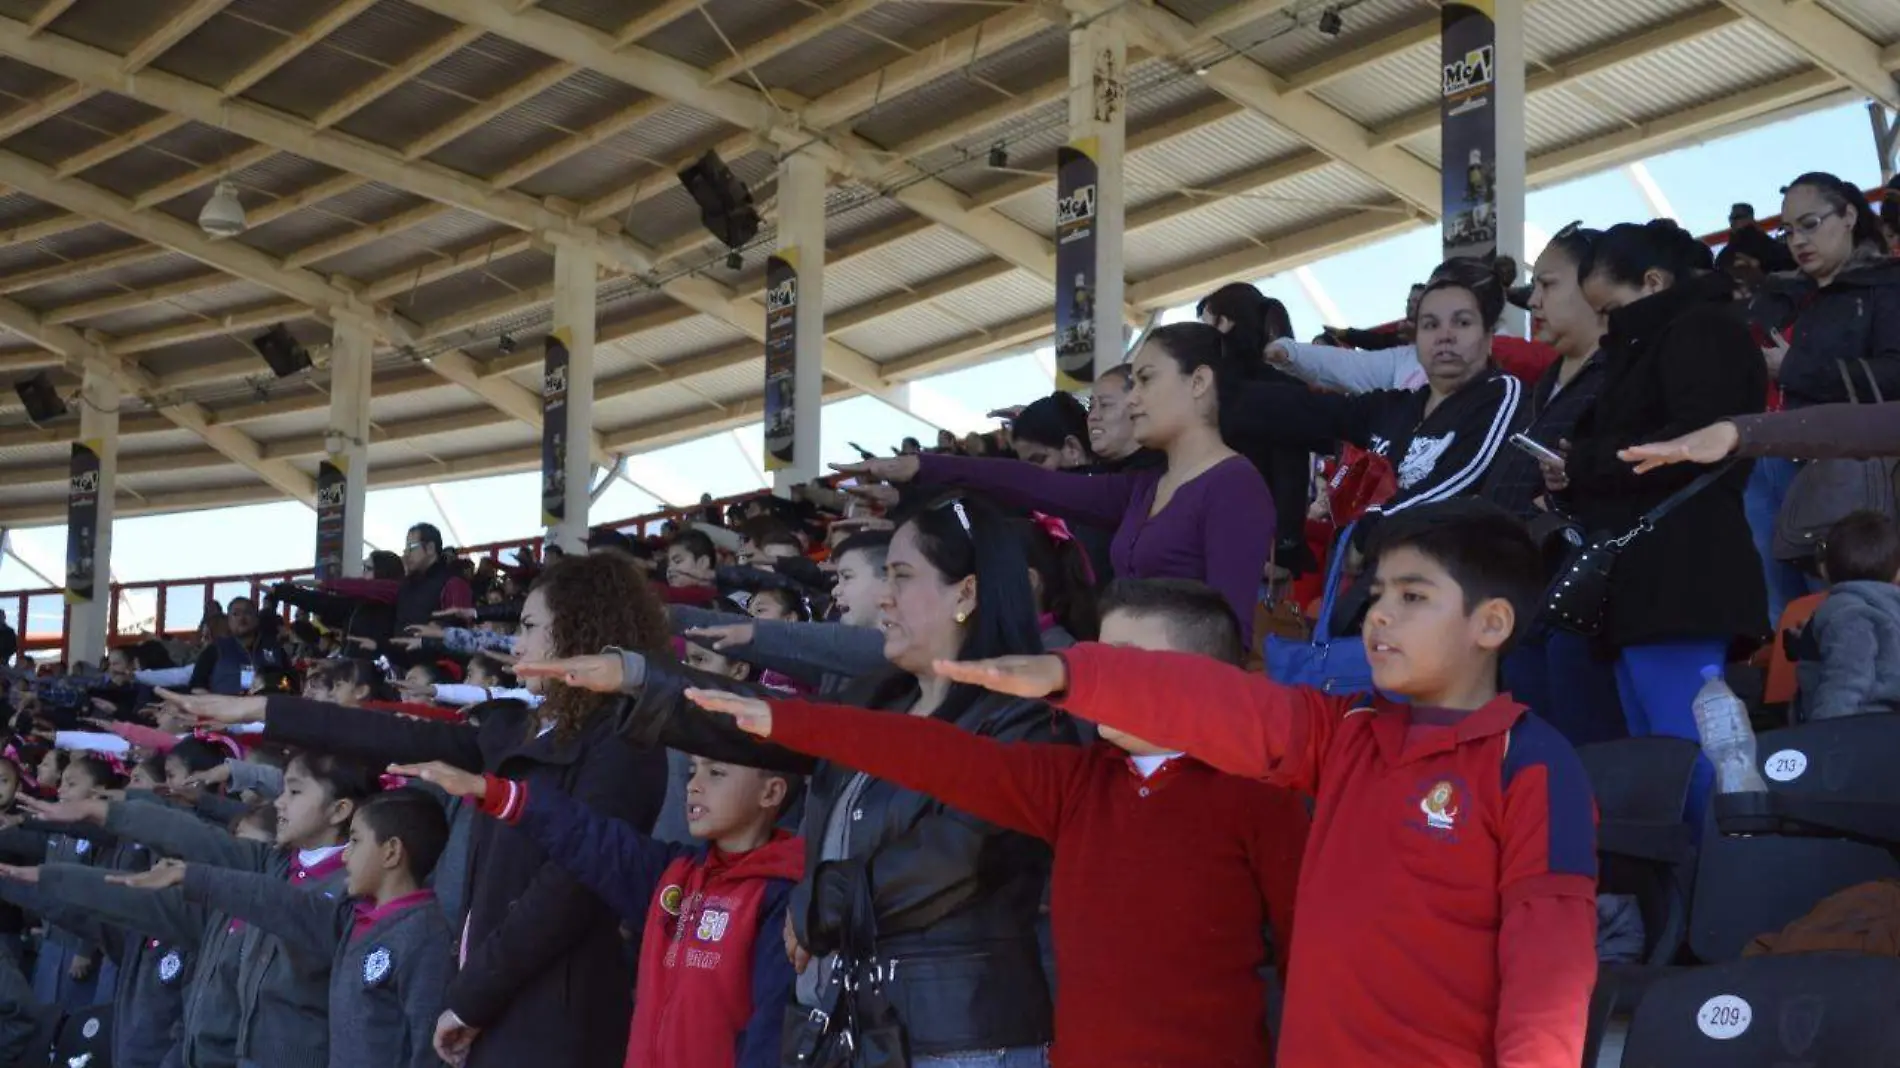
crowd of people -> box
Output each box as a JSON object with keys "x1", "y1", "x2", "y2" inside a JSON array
[{"x1": 0, "y1": 171, "x2": 1895, "y2": 1068}]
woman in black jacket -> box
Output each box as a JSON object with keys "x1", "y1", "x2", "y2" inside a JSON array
[
  {"x1": 1545, "y1": 219, "x2": 1768, "y2": 823},
  {"x1": 525, "y1": 494, "x2": 1072, "y2": 1068},
  {"x1": 175, "y1": 552, "x2": 671, "y2": 1068},
  {"x1": 1745, "y1": 173, "x2": 1900, "y2": 622}
]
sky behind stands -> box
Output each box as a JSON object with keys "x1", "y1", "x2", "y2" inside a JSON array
[{"x1": 2, "y1": 100, "x2": 1888, "y2": 635}]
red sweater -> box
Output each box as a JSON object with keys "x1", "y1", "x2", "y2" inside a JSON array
[
  {"x1": 1055, "y1": 644, "x2": 1598, "y2": 1068},
  {"x1": 769, "y1": 698, "x2": 1308, "y2": 1068}
]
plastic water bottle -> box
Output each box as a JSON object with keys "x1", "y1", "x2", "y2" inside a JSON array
[{"x1": 1691, "y1": 665, "x2": 1768, "y2": 794}]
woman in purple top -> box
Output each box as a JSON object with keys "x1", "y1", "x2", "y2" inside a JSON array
[{"x1": 834, "y1": 323, "x2": 1276, "y2": 642}]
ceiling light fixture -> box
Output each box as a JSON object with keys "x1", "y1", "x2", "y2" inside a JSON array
[{"x1": 198, "y1": 181, "x2": 247, "y2": 238}]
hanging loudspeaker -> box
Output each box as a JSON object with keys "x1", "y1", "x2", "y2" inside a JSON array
[
  {"x1": 252, "y1": 323, "x2": 312, "y2": 378},
  {"x1": 12, "y1": 370, "x2": 67, "y2": 423},
  {"x1": 677, "y1": 150, "x2": 761, "y2": 250}
]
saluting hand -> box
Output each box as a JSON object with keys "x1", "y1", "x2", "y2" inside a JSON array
[
  {"x1": 1618, "y1": 421, "x2": 1741, "y2": 475},
  {"x1": 513, "y1": 654, "x2": 624, "y2": 693},
  {"x1": 683, "y1": 689, "x2": 773, "y2": 737},
  {"x1": 683, "y1": 624, "x2": 753, "y2": 652},
  {"x1": 156, "y1": 688, "x2": 264, "y2": 726},
  {"x1": 108, "y1": 859, "x2": 186, "y2": 891},
  {"x1": 387, "y1": 762, "x2": 487, "y2": 800},
  {"x1": 829, "y1": 455, "x2": 919, "y2": 484},
  {"x1": 930, "y1": 655, "x2": 1068, "y2": 700}
]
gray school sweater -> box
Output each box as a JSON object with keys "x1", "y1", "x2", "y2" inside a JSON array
[
  {"x1": 183, "y1": 867, "x2": 454, "y2": 1068},
  {"x1": 99, "y1": 799, "x2": 347, "y2": 1068},
  {"x1": 39, "y1": 863, "x2": 232, "y2": 1068},
  {"x1": 0, "y1": 871, "x2": 190, "y2": 1068}
]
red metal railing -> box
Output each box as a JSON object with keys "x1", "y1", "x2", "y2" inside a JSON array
[{"x1": 3, "y1": 486, "x2": 776, "y2": 663}]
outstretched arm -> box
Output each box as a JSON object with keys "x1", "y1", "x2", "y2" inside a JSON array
[
  {"x1": 182, "y1": 865, "x2": 347, "y2": 960},
  {"x1": 473, "y1": 775, "x2": 692, "y2": 927},
  {"x1": 933, "y1": 645, "x2": 1347, "y2": 793}
]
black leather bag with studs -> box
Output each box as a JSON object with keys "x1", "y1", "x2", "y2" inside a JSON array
[{"x1": 1541, "y1": 461, "x2": 1737, "y2": 636}]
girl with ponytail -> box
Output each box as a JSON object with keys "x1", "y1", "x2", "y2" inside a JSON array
[{"x1": 833, "y1": 323, "x2": 1277, "y2": 642}]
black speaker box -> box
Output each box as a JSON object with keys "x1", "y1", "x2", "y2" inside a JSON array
[
  {"x1": 678, "y1": 150, "x2": 761, "y2": 249},
  {"x1": 12, "y1": 370, "x2": 66, "y2": 423},
  {"x1": 253, "y1": 322, "x2": 312, "y2": 378}
]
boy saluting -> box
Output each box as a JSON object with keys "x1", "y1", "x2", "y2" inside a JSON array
[{"x1": 930, "y1": 501, "x2": 1598, "y2": 1068}]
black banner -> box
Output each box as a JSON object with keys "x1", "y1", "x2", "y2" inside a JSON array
[
  {"x1": 64, "y1": 441, "x2": 100, "y2": 603},
  {"x1": 314, "y1": 458, "x2": 347, "y2": 581},
  {"x1": 541, "y1": 330, "x2": 570, "y2": 525},
  {"x1": 1441, "y1": 1, "x2": 1498, "y2": 260},
  {"x1": 1054, "y1": 141, "x2": 1100, "y2": 391},
  {"x1": 763, "y1": 250, "x2": 798, "y2": 471}
]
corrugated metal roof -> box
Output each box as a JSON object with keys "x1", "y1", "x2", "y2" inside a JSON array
[
  {"x1": 310, "y1": 205, "x2": 505, "y2": 281},
  {"x1": 1821, "y1": 0, "x2": 1900, "y2": 40},
  {"x1": 756, "y1": 2, "x2": 982, "y2": 101},
  {"x1": 637, "y1": 0, "x2": 812, "y2": 74},
  {"x1": 1310, "y1": 39, "x2": 1442, "y2": 129},
  {"x1": 0, "y1": 0, "x2": 1856, "y2": 513},
  {"x1": 1229, "y1": 0, "x2": 1426, "y2": 72}
]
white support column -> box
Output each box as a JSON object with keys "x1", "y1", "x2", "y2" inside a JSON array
[
  {"x1": 773, "y1": 148, "x2": 826, "y2": 496},
  {"x1": 549, "y1": 238, "x2": 597, "y2": 550},
  {"x1": 1494, "y1": 0, "x2": 1527, "y2": 336},
  {"x1": 326, "y1": 315, "x2": 373, "y2": 577},
  {"x1": 1068, "y1": 9, "x2": 1127, "y2": 383},
  {"x1": 67, "y1": 367, "x2": 117, "y2": 664}
]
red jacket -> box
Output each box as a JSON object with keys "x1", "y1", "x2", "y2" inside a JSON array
[
  {"x1": 1055, "y1": 644, "x2": 1598, "y2": 1068},
  {"x1": 769, "y1": 698, "x2": 1306, "y2": 1068},
  {"x1": 627, "y1": 831, "x2": 805, "y2": 1068},
  {"x1": 1493, "y1": 336, "x2": 1560, "y2": 387}
]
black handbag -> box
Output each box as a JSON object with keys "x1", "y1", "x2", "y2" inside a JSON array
[
  {"x1": 1541, "y1": 461, "x2": 1737, "y2": 636},
  {"x1": 787, "y1": 867, "x2": 911, "y2": 1068}
]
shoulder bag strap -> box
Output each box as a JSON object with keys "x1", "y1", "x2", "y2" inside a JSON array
[
  {"x1": 1311, "y1": 520, "x2": 1357, "y2": 643},
  {"x1": 1605, "y1": 460, "x2": 1739, "y2": 550},
  {"x1": 1837, "y1": 360, "x2": 1863, "y2": 405}
]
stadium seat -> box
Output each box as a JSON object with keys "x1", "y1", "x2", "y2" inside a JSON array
[
  {"x1": 1576, "y1": 737, "x2": 1700, "y2": 1068},
  {"x1": 1753, "y1": 714, "x2": 1900, "y2": 805},
  {"x1": 1621, "y1": 953, "x2": 1900, "y2": 1067},
  {"x1": 1578, "y1": 737, "x2": 1701, "y2": 963},
  {"x1": 1688, "y1": 821, "x2": 1900, "y2": 964}
]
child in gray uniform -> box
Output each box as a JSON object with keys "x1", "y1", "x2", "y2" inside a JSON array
[{"x1": 113, "y1": 789, "x2": 454, "y2": 1068}]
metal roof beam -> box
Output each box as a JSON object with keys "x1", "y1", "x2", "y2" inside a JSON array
[
  {"x1": 0, "y1": 80, "x2": 90, "y2": 139},
  {"x1": 0, "y1": 296, "x2": 317, "y2": 502},
  {"x1": 403, "y1": 0, "x2": 1067, "y2": 293},
  {"x1": 222, "y1": 0, "x2": 380, "y2": 96},
  {"x1": 0, "y1": 150, "x2": 416, "y2": 344},
  {"x1": 1714, "y1": 0, "x2": 1899, "y2": 109},
  {"x1": 121, "y1": 0, "x2": 229, "y2": 73},
  {"x1": 1069, "y1": 0, "x2": 1440, "y2": 215}
]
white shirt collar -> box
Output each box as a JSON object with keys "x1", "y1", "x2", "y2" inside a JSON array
[
  {"x1": 1128, "y1": 752, "x2": 1183, "y2": 778},
  {"x1": 298, "y1": 844, "x2": 346, "y2": 868}
]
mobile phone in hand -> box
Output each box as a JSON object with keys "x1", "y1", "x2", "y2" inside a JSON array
[{"x1": 1509, "y1": 432, "x2": 1565, "y2": 466}]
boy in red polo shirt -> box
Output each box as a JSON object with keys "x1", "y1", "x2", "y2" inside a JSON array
[
  {"x1": 685, "y1": 578, "x2": 1308, "y2": 1068},
  {"x1": 929, "y1": 500, "x2": 1598, "y2": 1068}
]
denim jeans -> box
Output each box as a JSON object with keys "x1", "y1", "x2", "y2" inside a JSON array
[
  {"x1": 1744, "y1": 456, "x2": 1820, "y2": 626},
  {"x1": 915, "y1": 1046, "x2": 1050, "y2": 1068},
  {"x1": 1504, "y1": 625, "x2": 1627, "y2": 749}
]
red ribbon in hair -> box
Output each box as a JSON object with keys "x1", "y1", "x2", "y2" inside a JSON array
[
  {"x1": 1030, "y1": 512, "x2": 1096, "y2": 586},
  {"x1": 191, "y1": 730, "x2": 243, "y2": 761}
]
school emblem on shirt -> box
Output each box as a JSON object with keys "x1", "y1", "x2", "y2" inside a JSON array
[
  {"x1": 695, "y1": 909, "x2": 731, "y2": 943},
  {"x1": 73, "y1": 839, "x2": 90, "y2": 856},
  {"x1": 157, "y1": 949, "x2": 183, "y2": 984},
  {"x1": 363, "y1": 946, "x2": 392, "y2": 986},
  {"x1": 660, "y1": 884, "x2": 684, "y2": 916},
  {"x1": 80, "y1": 1016, "x2": 100, "y2": 1040},
  {"x1": 1419, "y1": 780, "x2": 1460, "y2": 831}
]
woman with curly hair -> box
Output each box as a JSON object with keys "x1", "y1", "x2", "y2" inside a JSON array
[{"x1": 169, "y1": 552, "x2": 671, "y2": 1068}]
